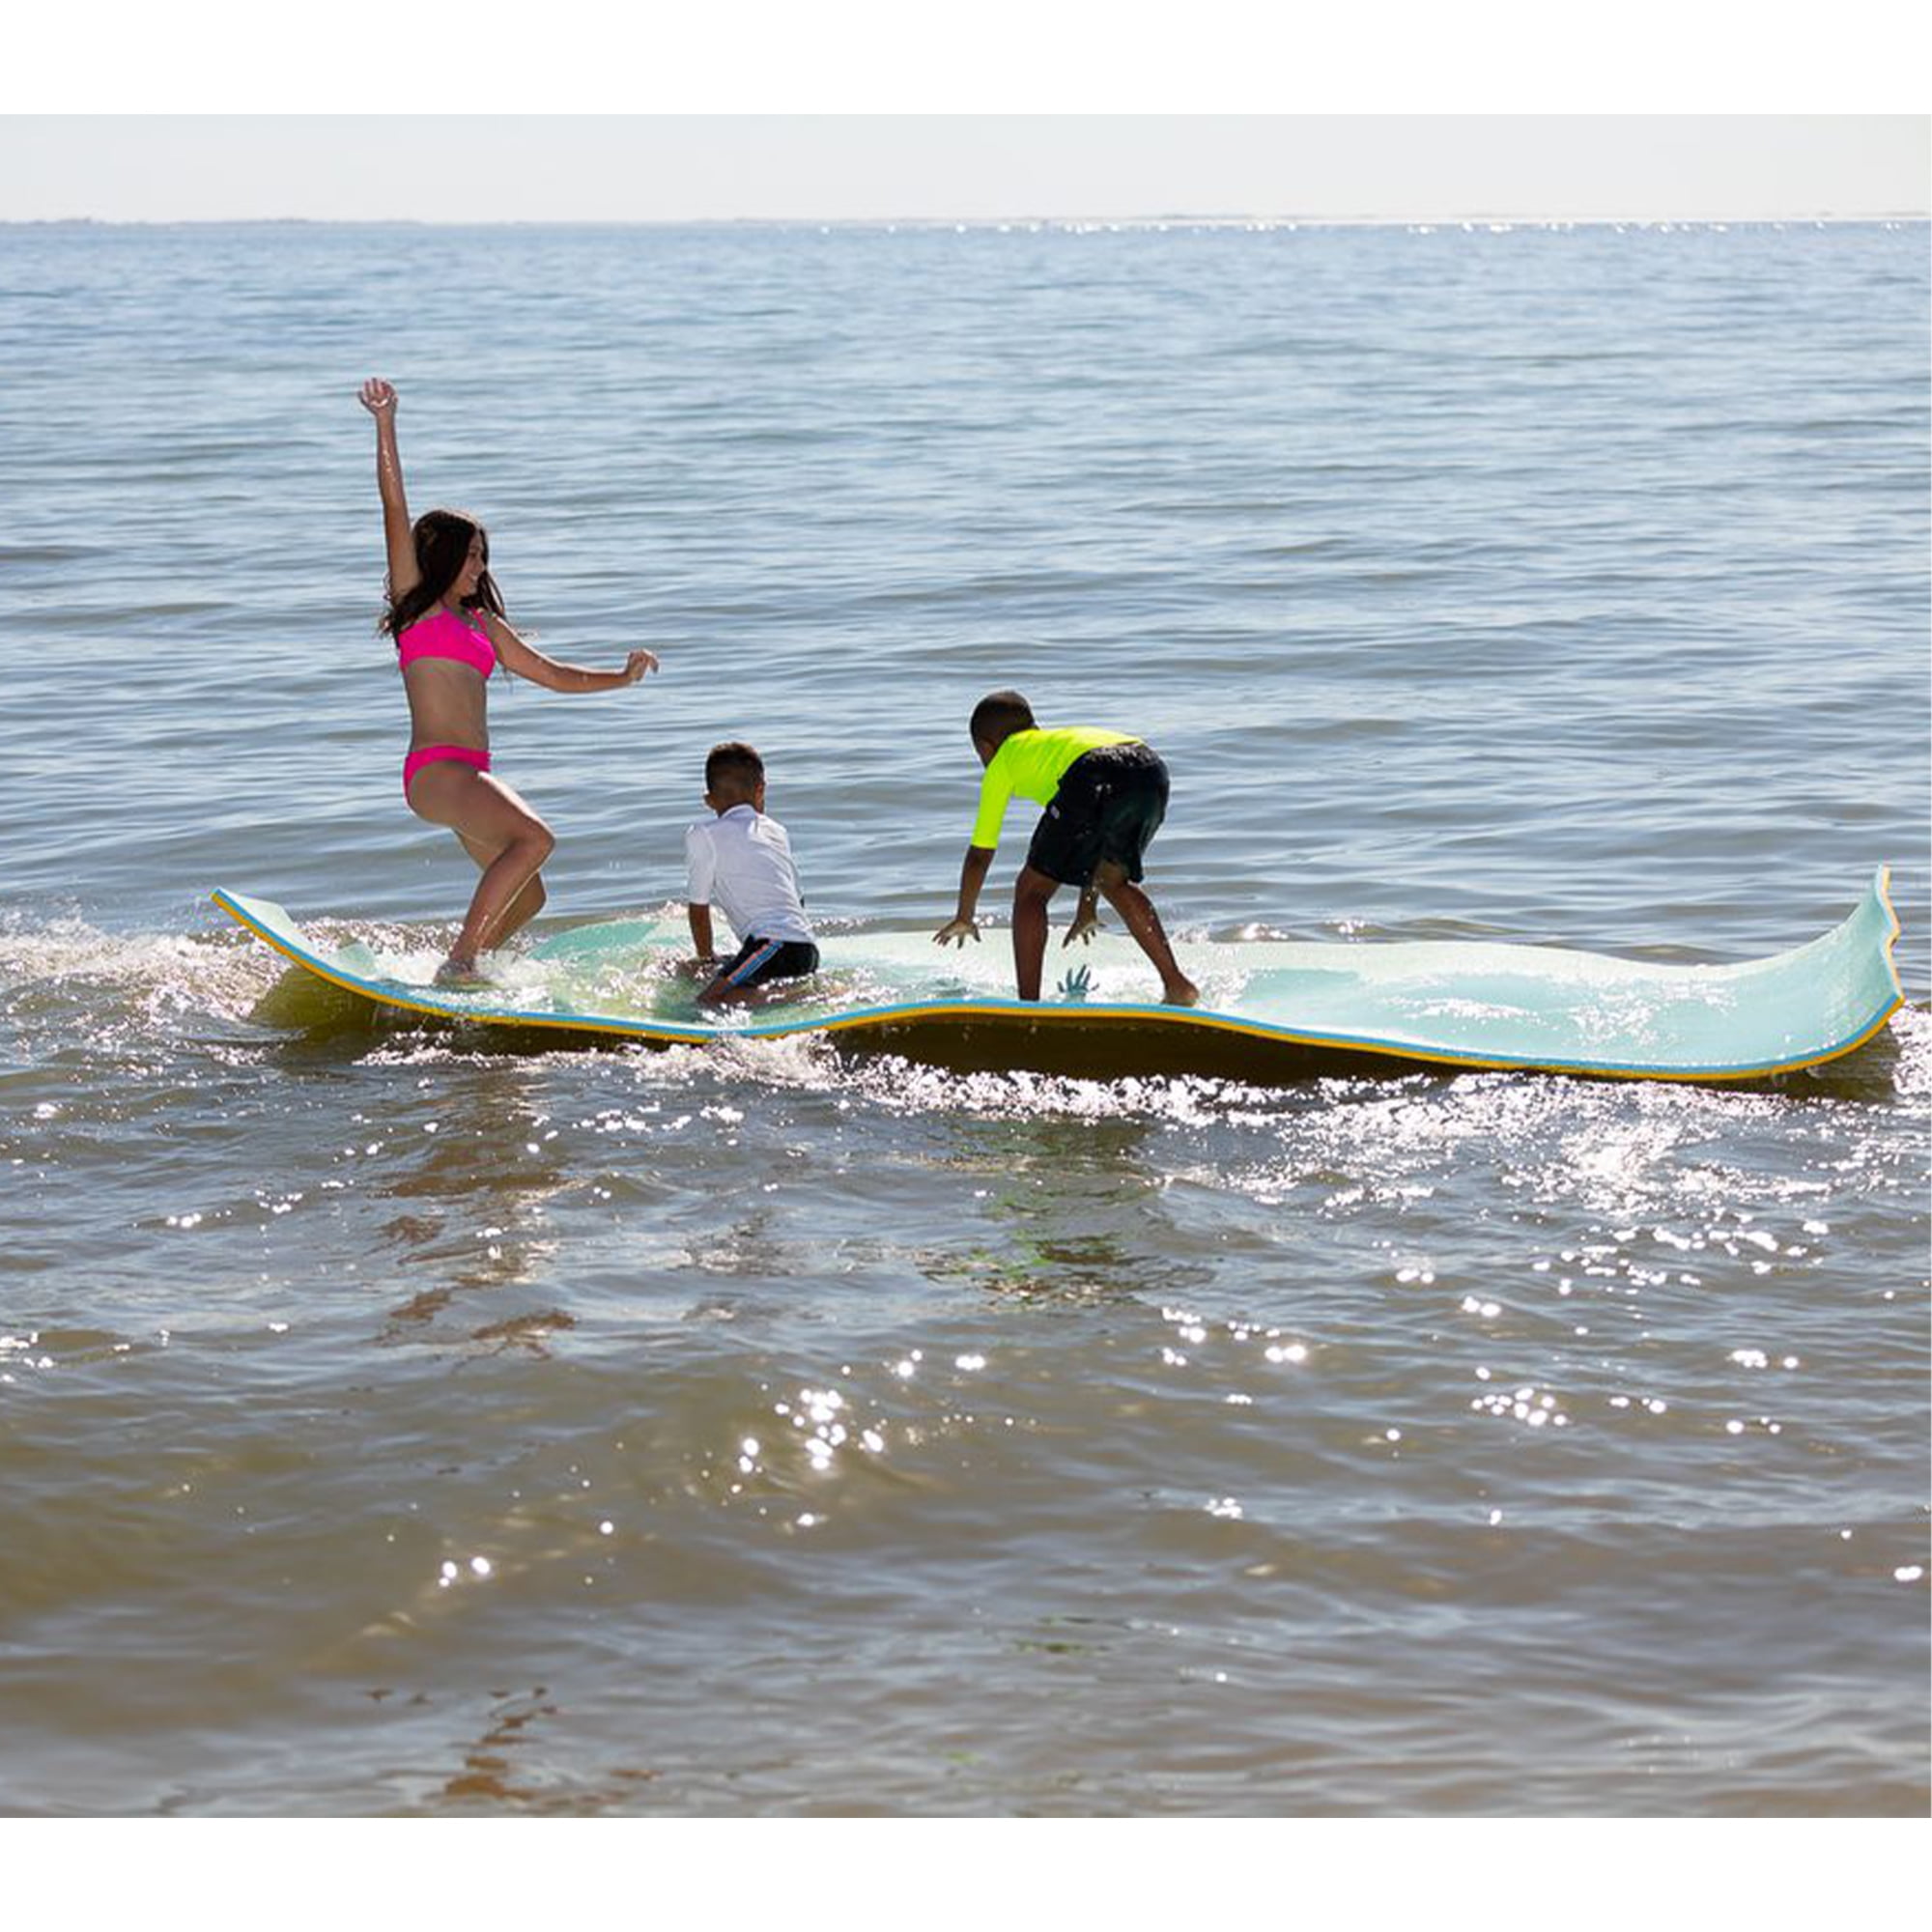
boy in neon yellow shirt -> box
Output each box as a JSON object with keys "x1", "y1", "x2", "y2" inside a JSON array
[{"x1": 934, "y1": 689, "x2": 1199, "y2": 1006}]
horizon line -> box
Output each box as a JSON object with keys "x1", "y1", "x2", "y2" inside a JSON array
[{"x1": 5, "y1": 212, "x2": 1926, "y2": 229}]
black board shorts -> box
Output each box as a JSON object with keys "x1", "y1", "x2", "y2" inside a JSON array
[
  {"x1": 704, "y1": 934, "x2": 820, "y2": 997},
  {"x1": 1026, "y1": 742, "x2": 1170, "y2": 888}
]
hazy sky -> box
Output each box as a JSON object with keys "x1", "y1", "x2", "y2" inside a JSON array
[
  {"x1": 0, "y1": 115, "x2": 1923, "y2": 224},
  {"x1": 6, "y1": 2, "x2": 1928, "y2": 224}
]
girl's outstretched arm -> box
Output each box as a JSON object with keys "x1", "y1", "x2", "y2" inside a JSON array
[
  {"x1": 478, "y1": 610, "x2": 659, "y2": 692},
  {"x1": 358, "y1": 378, "x2": 419, "y2": 601}
]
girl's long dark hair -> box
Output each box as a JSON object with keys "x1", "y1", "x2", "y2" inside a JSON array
[{"x1": 379, "y1": 507, "x2": 506, "y2": 639}]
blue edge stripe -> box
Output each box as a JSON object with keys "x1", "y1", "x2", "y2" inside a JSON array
[{"x1": 211, "y1": 873, "x2": 1906, "y2": 1085}]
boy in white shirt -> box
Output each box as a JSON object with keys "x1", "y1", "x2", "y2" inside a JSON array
[{"x1": 686, "y1": 741, "x2": 819, "y2": 1006}]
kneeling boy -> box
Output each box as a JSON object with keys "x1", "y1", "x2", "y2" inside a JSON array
[
  {"x1": 933, "y1": 689, "x2": 1198, "y2": 1006},
  {"x1": 687, "y1": 741, "x2": 819, "y2": 1006}
]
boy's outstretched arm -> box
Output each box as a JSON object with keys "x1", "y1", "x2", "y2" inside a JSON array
[
  {"x1": 1065, "y1": 886, "x2": 1103, "y2": 947},
  {"x1": 688, "y1": 902, "x2": 717, "y2": 968},
  {"x1": 934, "y1": 845, "x2": 995, "y2": 945}
]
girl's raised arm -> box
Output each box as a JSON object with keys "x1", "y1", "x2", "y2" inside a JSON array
[{"x1": 358, "y1": 378, "x2": 419, "y2": 602}]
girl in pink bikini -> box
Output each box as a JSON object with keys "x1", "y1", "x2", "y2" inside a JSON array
[{"x1": 357, "y1": 378, "x2": 657, "y2": 984}]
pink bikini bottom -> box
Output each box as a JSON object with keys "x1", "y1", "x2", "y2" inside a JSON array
[{"x1": 403, "y1": 743, "x2": 492, "y2": 799}]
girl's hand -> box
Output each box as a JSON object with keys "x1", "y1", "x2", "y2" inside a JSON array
[
  {"x1": 358, "y1": 378, "x2": 398, "y2": 417},
  {"x1": 618, "y1": 650, "x2": 660, "y2": 684}
]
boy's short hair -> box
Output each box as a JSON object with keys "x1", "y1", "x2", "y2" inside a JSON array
[
  {"x1": 705, "y1": 740, "x2": 765, "y2": 800},
  {"x1": 970, "y1": 689, "x2": 1036, "y2": 748}
]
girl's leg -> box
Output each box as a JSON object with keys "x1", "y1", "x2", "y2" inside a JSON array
[
  {"x1": 455, "y1": 831, "x2": 547, "y2": 947},
  {"x1": 407, "y1": 763, "x2": 555, "y2": 969},
  {"x1": 1094, "y1": 861, "x2": 1199, "y2": 1006}
]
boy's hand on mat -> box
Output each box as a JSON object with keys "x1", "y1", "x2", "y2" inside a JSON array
[
  {"x1": 933, "y1": 918, "x2": 980, "y2": 947},
  {"x1": 1057, "y1": 964, "x2": 1093, "y2": 1003}
]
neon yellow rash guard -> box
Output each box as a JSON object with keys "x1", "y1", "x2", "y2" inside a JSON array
[{"x1": 970, "y1": 726, "x2": 1139, "y2": 850}]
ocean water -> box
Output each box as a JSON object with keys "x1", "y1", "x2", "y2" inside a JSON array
[{"x1": 0, "y1": 218, "x2": 1926, "y2": 1818}]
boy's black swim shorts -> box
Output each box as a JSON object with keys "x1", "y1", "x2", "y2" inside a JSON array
[
  {"x1": 704, "y1": 934, "x2": 820, "y2": 998},
  {"x1": 1026, "y1": 741, "x2": 1169, "y2": 889}
]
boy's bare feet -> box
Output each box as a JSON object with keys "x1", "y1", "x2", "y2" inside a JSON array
[{"x1": 1163, "y1": 979, "x2": 1201, "y2": 1008}]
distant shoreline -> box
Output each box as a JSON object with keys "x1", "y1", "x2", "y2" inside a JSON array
[{"x1": 4, "y1": 213, "x2": 1926, "y2": 230}]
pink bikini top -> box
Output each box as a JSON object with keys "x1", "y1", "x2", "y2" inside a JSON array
[{"x1": 396, "y1": 606, "x2": 497, "y2": 680}]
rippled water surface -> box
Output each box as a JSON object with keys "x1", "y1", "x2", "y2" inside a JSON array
[{"x1": 0, "y1": 219, "x2": 1926, "y2": 1815}]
